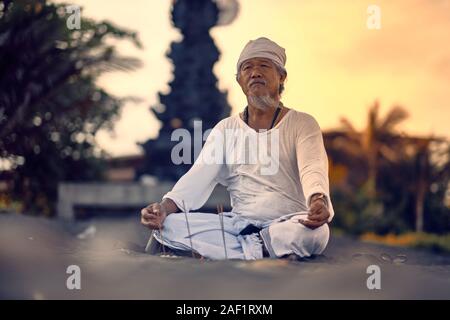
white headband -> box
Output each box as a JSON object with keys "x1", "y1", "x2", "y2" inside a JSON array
[{"x1": 237, "y1": 37, "x2": 287, "y2": 74}]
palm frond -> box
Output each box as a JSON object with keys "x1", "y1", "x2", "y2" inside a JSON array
[
  {"x1": 339, "y1": 117, "x2": 360, "y2": 142},
  {"x1": 379, "y1": 105, "x2": 409, "y2": 133}
]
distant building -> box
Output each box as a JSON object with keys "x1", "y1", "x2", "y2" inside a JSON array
[{"x1": 104, "y1": 154, "x2": 144, "y2": 182}]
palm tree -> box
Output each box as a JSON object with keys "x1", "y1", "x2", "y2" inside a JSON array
[
  {"x1": 406, "y1": 137, "x2": 448, "y2": 232},
  {"x1": 332, "y1": 100, "x2": 409, "y2": 198},
  {"x1": 326, "y1": 100, "x2": 448, "y2": 232}
]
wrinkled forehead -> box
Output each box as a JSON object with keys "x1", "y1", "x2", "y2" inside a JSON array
[{"x1": 240, "y1": 57, "x2": 275, "y2": 68}]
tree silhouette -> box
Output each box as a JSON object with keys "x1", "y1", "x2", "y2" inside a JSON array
[
  {"x1": 0, "y1": 0, "x2": 142, "y2": 215},
  {"x1": 333, "y1": 101, "x2": 409, "y2": 198},
  {"x1": 325, "y1": 101, "x2": 450, "y2": 233}
]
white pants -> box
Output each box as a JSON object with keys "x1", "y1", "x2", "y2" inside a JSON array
[{"x1": 153, "y1": 211, "x2": 330, "y2": 260}]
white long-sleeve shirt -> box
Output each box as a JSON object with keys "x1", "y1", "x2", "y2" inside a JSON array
[{"x1": 163, "y1": 109, "x2": 335, "y2": 223}]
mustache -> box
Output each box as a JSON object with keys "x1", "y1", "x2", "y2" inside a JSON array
[{"x1": 249, "y1": 79, "x2": 266, "y2": 86}]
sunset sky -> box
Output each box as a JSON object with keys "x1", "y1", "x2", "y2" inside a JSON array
[{"x1": 55, "y1": 0, "x2": 450, "y2": 156}]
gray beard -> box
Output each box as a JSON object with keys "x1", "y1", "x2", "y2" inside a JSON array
[{"x1": 247, "y1": 94, "x2": 277, "y2": 111}]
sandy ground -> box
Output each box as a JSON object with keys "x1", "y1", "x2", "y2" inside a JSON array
[{"x1": 1, "y1": 213, "x2": 449, "y2": 299}]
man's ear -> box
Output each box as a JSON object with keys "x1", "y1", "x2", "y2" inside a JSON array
[
  {"x1": 236, "y1": 74, "x2": 246, "y2": 92},
  {"x1": 236, "y1": 73, "x2": 242, "y2": 86}
]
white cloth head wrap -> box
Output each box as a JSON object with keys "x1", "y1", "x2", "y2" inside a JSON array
[{"x1": 236, "y1": 37, "x2": 287, "y2": 74}]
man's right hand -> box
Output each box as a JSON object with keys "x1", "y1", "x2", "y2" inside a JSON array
[{"x1": 141, "y1": 202, "x2": 168, "y2": 230}]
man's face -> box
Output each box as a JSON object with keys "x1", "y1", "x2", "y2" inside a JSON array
[{"x1": 237, "y1": 57, "x2": 285, "y2": 99}]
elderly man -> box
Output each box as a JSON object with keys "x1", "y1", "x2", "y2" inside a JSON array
[{"x1": 141, "y1": 37, "x2": 334, "y2": 260}]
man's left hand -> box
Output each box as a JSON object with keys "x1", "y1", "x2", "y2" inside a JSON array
[{"x1": 299, "y1": 195, "x2": 330, "y2": 230}]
